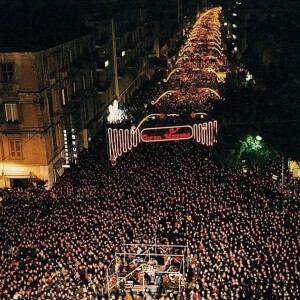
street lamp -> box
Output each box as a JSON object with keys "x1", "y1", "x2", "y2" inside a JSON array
[{"x1": 255, "y1": 135, "x2": 262, "y2": 141}]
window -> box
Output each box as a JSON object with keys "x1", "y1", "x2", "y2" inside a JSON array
[
  {"x1": 82, "y1": 75, "x2": 86, "y2": 90},
  {"x1": 52, "y1": 127, "x2": 58, "y2": 150},
  {"x1": 72, "y1": 80, "x2": 78, "y2": 97},
  {"x1": 61, "y1": 88, "x2": 68, "y2": 106},
  {"x1": 83, "y1": 102, "x2": 88, "y2": 121},
  {"x1": 5, "y1": 103, "x2": 18, "y2": 122},
  {"x1": 56, "y1": 52, "x2": 63, "y2": 70},
  {"x1": 90, "y1": 70, "x2": 94, "y2": 85},
  {"x1": 69, "y1": 49, "x2": 74, "y2": 63},
  {"x1": 43, "y1": 58, "x2": 48, "y2": 76},
  {"x1": 1, "y1": 63, "x2": 14, "y2": 83},
  {"x1": 9, "y1": 140, "x2": 22, "y2": 158}
]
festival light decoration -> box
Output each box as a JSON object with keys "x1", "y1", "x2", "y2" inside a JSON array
[
  {"x1": 108, "y1": 121, "x2": 218, "y2": 161},
  {"x1": 132, "y1": 113, "x2": 162, "y2": 132},
  {"x1": 202, "y1": 68, "x2": 225, "y2": 82},
  {"x1": 197, "y1": 88, "x2": 221, "y2": 99},
  {"x1": 107, "y1": 100, "x2": 128, "y2": 124},
  {"x1": 202, "y1": 55, "x2": 222, "y2": 65},
  {"x1": 175, "y1": 56, "x2": 189, "y2": 65},
  {"x1": 151, "y1": 90, "x2": 179, "y2": 105},
  {"x1": 107, "y1": 6, "x2": 223, "y2": 162},
  {"x1": 164, "y1": 68, "x2": 185, "y2": 82}
]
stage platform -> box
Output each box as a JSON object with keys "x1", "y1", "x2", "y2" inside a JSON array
[{"x1": 106, "y1": 242, "x2": 189, "y2": 297}]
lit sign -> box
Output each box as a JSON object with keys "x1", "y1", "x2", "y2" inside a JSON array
[
  {"x1": 108, "y1": 121, "x2": 218, "y2": 161},
  {"x1": 63, "y1": 128, "x2": 78, "y2": 167},
  {"x1": 71, "y1": 128, "x2": 78, "y2": 165},
  {"x1": 63, "y1": 129, "x2": 70, "y2": 167},
  {"x1": 141, "y1": 126, "x2": 193, "y2": 142}
]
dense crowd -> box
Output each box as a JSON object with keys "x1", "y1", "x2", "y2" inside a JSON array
[
  {"x1": 1, "y1": 6, "x2": 299, "y2": 300},
  {"x1": 125, "y1": 7, "x2": 226, "y2": 122},
  {"x1": 0, "y1": 142, "x2": 299, "y2": 299}
]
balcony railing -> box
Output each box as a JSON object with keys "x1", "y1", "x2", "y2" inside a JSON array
[
  {"x1": 0, "y1": 82, "x2": 18, "y2": 94},
  {"x1": 96, "y1": 58, "x2": 110, "y2": 71},
  {"x1": 0, "y1": 121, "x2": 22, "y2": 132}
]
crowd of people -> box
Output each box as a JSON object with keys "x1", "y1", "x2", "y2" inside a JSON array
[
  {"x1": 1, "y1": 141, "x2": 299, "y2": 299},
  {"x1": 1, "y1": 6, "x2": 299, "y2": 300}
]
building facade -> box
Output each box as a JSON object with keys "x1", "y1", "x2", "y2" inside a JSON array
[
  {"x1": 0, "y1": 0, "x2": 195, "y2": 188},
  {"x1": 89, "y1": 0, "x2": 153, "y2": 103},
  {"x1": 0, "y1": 33, "x2": 100, "y2": 188}
]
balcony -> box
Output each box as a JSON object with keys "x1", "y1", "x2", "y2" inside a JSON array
[
  {"x1": 96, "y1": 58, "x2": 110, "y2": 71},
  {"x1": 0, "y1": 82, "x2": 18, "y2": 95},
  {"x1": 117, "y1": 50, "x2": 126, "y2": 58},
  {"x1": 0, "y1": 121, "x2": 22, "y2": 132}
]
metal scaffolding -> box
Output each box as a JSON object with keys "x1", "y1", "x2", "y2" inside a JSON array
[{"x1": 106, "y1": 241, "x2": 189, "y2": 298}]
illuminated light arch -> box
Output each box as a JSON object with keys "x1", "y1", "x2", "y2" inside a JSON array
[
  {"x1": 179, "y1": 47, "x2": 194, "y2": 57},
  {"x1": 175, "y1": 56, "x2": 189, "y2": 65},
  {"x1": 180, "y1": 42, "x2": 193, "y2": 52},
  {"x1": 208, "y1": 39, "x2": 222, "y2": 48},
  {"x1": 209, "y1": 46, "x2": 224, "y2": 57},
  {"x1": 133, "y1": 113, "x2": 162, "y2": 132},
  {"x1": 179, "y1": 44, "x2": 195, "y2": 56},
  {"x1": 197, "y1": 88, "x2": 221, "y2": 99},
  {"x1": 208, "y1": 43, "x2": 223, "y2": 54},
  {"x1": 202, "y1": 68, "x2": 225, "y2": 82},
  {"x1": 165, "y1": 68, "x2": 185, "y2": 82},
  {"x1": 211, "y1": 30, "x2": 221, "y2": 37},
  {"x1": 108, "y1": 121, "x2": 218, "y2": 160},
  {"x1": 193, "y1": 53, "x2": 202, "y2": 58},
  {"x1": 108, "y1": 128, "x2": 141, "y2": 161},
  {"x1": 203, "y1": 55, "x2": 222, "y2": 65},
  {"x1": 180, "y1": 44, "x2": 192, "y2": 52},
  {"x1": 151, "y1": 90, "x2": 179, "y2": 105},
  {"x1": 208, "y1": 35, "x2": 221, "y2": 44},
  {"x1": 211, "y1": 23, "x2": 220, "y2": 29},
  {"x1": 188, "y1": 35, "x2": 199, "y2": 41}
]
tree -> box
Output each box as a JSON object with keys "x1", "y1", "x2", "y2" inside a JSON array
[{"x1": 213, "y1": 126, "x2": 277, "y2": 168}]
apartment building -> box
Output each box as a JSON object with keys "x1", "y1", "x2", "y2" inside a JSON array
[
  {"x1": 0, "y1": 0, "x2": 191, "y2": 188},
  {"x1": 89, "y1": 0, "x2": 153, "y2": 103},
  {"x1": 0, "y1": 31, "x2": 100, "y2": 188}
]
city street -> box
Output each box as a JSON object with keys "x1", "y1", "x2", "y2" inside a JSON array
[{"x1": 0, "y1": 4, "x2": 299, "y2": 300}]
